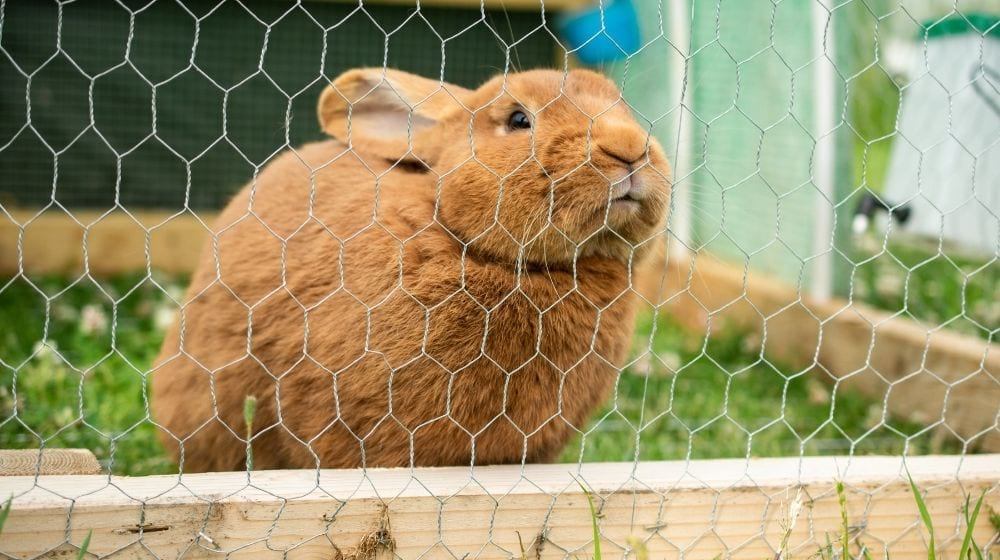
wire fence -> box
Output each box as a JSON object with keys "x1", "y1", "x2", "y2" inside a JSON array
[{"x1": 0, "y1": 0, "x2": 998, "y2": 558}]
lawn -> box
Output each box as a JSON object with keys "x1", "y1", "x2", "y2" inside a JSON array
[
  {"x1": 851, "y1": 233, "x2": 999, "y2": 342},
  {"x1": 1, "y1": 269, "x2": 962, "y2": 476}
]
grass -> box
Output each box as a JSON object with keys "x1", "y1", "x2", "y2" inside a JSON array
[
  {"x1": 851, "y1": 234, "x2": 1000, "y2": 342},
  {"x1": 0, "y1": 272, "x2": 964, "y2": 476},
  {"x1": 558, "y1": 309, "x2": 959, "y2": 464},
  {"x1": 578, "y1": 479, "x2": 603, "y2": 560},
  {"x1": 0, "y1": 273, "x2": 178, "y2": 475}
]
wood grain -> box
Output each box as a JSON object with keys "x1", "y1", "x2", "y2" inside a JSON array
[
  {"x1": 0, "y1": 455, "x2": 997, "y2": 559},
  {"x1": 0, "y1": 448, "x2": 101, "y2": 476}
]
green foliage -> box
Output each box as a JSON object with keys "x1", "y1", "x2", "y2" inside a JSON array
[
  {"x1": 577, "y1": 479, "x2": 602, "y2": 560},
  {"x1": 838, "y1": 481, "x2": 850, "y2": 559},
  {"x1": 908, "y1": 472, "x2": 936, "y2": 560},
  {"x1": 0, "y1": 495, "x2": 11, "y2": 535},
  {"x1": 560, "y1": 311, "x2": 957, "y2": 464},
  {"x1": 960, "y1": 492, "x2": 987, "y2": 560},
  {"x1": 76, "y1": 530, "x2": 92, "y2": 560},
  {"x1": 243, "y1": 395, "x2": 257, "y2": 471},
  {"x1": 852, "y1": 238, "x2": 1000, "y2": 343},
  {"x1": 0, "y1": 274, "x2": 178, "y2": 475}
]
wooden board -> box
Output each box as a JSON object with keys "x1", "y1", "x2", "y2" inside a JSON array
[
  {"x1": 635, "y1": 245, "x2": 1000, "y2": 453},
  {"x1": 1, "y1": 209, "x2": 211, "y2": 277},
  {"x1": 0, "y1": 454, "x2": 997, "y2": 559},
  {"x1": 0, "y1": 449, "x2": 101, "y2": 476}
]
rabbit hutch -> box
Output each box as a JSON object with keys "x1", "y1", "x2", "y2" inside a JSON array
[{"x1": 1, "y1": 0, "x2": 998, "y2": 558}]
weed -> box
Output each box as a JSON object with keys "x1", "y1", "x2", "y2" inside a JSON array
[
  {"x1": 76, "y1": 530, "x2": 92, "y2": 560},
  {"x1": 838, "y1": 481, "x2": 850, "y2": 558},
  {"x1": 960, "y1": 491, "x2": 987, "y2": 560},
  {"x1": 577, "y1": 479, "x2": 602, "y2": 560},
  {"x1": 243, "y1": 395, "x2": 257, "y2": 471},
  {"x1": 625, "y1": 536, "x2": 648, "y2": 560},
  {"x1": 0, "y1": 495, "x2": 11, "y2": 535},
  {"x1": 908, "y1": 472, "x2": 936, "y2": 560}
]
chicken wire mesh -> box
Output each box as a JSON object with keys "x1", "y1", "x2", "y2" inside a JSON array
[{"x1": 0, "y1": 0, "x2": 999, "y2": 558}]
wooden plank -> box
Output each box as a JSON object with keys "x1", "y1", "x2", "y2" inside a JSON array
[
  {"x1": 0, "y1": 449, "x2": 101, "y2": 476},
  {"x1": 0, "y1": 209, "x2": 212, "y2": 277},
  {"x1": 0, "y1": 455, "x2": 997, "y2": 559},
  {"x1": 637, "y1": 245, "x2": 1000, "y2": 453}
]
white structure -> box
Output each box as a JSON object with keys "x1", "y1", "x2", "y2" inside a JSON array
[{"x1": 884, "y1": 18, "x2": 1000, "y2": 255}]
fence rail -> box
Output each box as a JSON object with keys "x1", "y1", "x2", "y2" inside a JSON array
[{"x1": 2, "y1": 454, "x2": 998, "y2": 559}]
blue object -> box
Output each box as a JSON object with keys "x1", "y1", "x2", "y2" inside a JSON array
[{"x1": 557, "y1": 0, "x2": 641, "y2": 65}]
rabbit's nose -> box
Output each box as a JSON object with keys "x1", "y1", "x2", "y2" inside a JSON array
[
  {"x1": 598, "y1": 145, "x2": 644, "y2": 168},
  {"x1": 592, "y1": 122, "x2": 649, "y2": 167}
]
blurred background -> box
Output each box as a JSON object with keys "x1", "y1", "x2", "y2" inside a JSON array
[{"x1": 1, "y1": 0, "x2": 997, "y2": 474}]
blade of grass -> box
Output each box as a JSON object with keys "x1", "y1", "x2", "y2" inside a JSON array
[
  {"x1": 76, "y1": 530, "x2": 92, "y2": 560},
  {"x1": 626, "y1": 536, "x2": 649, "y2": 560},
  {"x1": 576, "y1": 479, "x2": 602, "y2": 560},
  {"x1": 243, "y1": 395, "x2": 257, "y2": 471},
  {"x1": 908, "y1": 472, "x2": 936, "y2": 560},
  {"x1": 517, "y1": 531, "x2": 528, "y2": 560},
  {"x1": 0, "y1": 495, "x2": 11, "y2": 535},
  {"x1": 959, "y1": 490, "x2": 986, "y2": 560},
  {"x1": 837, "y1": 481, "x2": 850, "y2": 559},
  {"x1": 821, "y1": 533, "x2": 834, "y2": 560}
]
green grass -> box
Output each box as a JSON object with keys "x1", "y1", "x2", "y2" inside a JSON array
[
  {"x1": 851, "y1": 235, "x2": 1000, "y2": 342},
  {"x1": 0, "y1": 273, "x2": 179, "y2": 475},
  {"x1": 559, "y1": 310, "x2": 958, "y2": 464},
  {"x1": 0, "y1": 273, "x2": 961, "y2": 476}
]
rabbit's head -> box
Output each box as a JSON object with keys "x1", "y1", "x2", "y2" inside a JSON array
[{"x1": 319, "y1": 68, "x2": 670, "y2": 266}]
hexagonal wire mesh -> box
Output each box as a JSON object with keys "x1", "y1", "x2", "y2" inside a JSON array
[{"x1": 0, "y1": 0, "x2": 998, "y2": 557}]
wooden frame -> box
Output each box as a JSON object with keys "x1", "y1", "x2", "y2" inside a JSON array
[
  {"x1": 3, "y1": 210, "x2": 999, "y2": 452},
  {"x1": 1, "y1": 454, "x2": 997, "y2": 559}
]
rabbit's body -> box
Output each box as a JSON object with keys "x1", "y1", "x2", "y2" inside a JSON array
[{"x1": 152, "y1": 69, "x2": 670, "y2": 471}]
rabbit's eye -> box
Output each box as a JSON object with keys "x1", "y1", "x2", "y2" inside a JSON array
[{"x1": 508, "y1": 110, "x2": 532, "y2": 130}]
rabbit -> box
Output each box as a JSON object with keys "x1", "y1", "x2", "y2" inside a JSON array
[{"x1": 151, "y1": 67, "x2": 671, "y2": 472}]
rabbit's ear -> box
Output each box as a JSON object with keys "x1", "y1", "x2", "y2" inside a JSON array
[{"x1": 319, "y1": 68, "x2": 470, "y2": 162}]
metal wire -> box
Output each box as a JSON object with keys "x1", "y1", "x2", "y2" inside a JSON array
[{"x1": 0, "y1": 0, "x2": 998, "y2": 558}]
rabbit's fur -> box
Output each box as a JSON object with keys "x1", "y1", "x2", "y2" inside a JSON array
[{"x1": 151, "y1": 68, "x2": 671, "y2": 472}]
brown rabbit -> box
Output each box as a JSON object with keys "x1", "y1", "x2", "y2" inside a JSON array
[{"x1": 151, "y1": 67, "x2": 671, "y2": 472}]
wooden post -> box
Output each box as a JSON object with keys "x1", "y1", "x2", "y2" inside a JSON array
[{"x1": 0, "y1": 455, "x2": 997, "y2": 559}]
